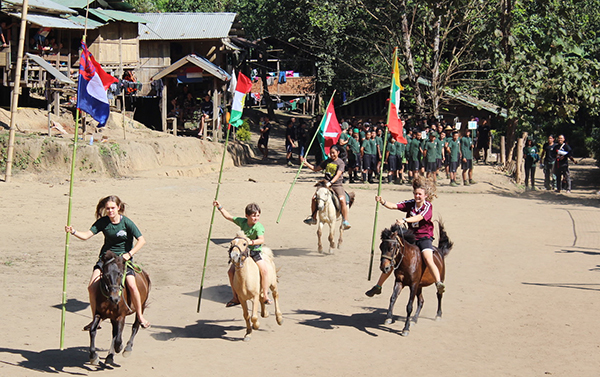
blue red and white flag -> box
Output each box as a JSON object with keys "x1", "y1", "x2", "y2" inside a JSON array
[{"x1": 77, "y1": 41, "x2": 117, "y2": 127}]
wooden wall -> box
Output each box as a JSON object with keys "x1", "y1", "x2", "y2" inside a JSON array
[{"x1": 88, "y1": 23, "x2": 139, "y2": 68}]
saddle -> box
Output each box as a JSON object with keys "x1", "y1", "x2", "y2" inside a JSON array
[{"x1": 330, "y1": 189, "x2": 354, "y2": 213}]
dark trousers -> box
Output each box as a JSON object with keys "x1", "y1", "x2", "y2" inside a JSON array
[
  {"x1": 544, "y1": 162, "x2": 556, "y2": 190},
  {"x1": 524, "y1": 160, "x2": 536, "y2": 188},
  {"x1": 556, "y1": 165, "x2": 571, "y2": 192}
]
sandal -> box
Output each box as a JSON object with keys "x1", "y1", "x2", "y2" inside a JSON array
[
  {"x1": 140, "y1": 320, "x2": 151, "y2": 329},
  {"x1": 264, "y1": 298, "x2": 273, "y2": 305},
  {"x1": 226, "y1": 300, "x2": 240, "y2": 308}
]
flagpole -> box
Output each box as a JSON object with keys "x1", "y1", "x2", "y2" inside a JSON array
[
  {"x1": 197, "y1": 124, "x2": 232, "y2": 312},
  {"x1": 60, "y1": 1, "x2": 90, "y2": 350},
  {"x1": 368, "y1": 49, "x2": 398, "y2": 281},
  {"x1": 276, "y1": 90, "x2": 336, "y2": 223}
]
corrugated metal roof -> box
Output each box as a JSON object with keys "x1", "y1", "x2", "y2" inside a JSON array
[
  {"x1": 152, "y1": 54, "x2": 231, "y2": 82},
  {"x1": 138, "y1": 12, "x2": 236, "y2": 41},
  {"x1": 49, "y1": 0, "x2": 92, "y2": 8},
  {"x1": 88, "y1": 8, "x2": 147, "y2": 23},
  {"x1": 9, "y1": 12, "x2": 92, "y2": 29},
  {"x1": 49, "y1": 0, "x2": 134, "y2": 10},
  {"x1": 26, "y1": 52, "x2": 74, "y2": 84},
  {"x1": 66, "y1": 14, "x2": 105, "y2": 29},
  {"x1": 3, "y1": 0, "x2": 77, "y2": 14}
]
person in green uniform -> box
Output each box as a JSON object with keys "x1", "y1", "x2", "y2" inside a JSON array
[
  {"x1": 65, "y1": 195, "x2": 150, "y2": 330},
  {"x1": 347, "y1": 129, "x2": 362, "y2": 183},
  {"x1": 460, "y1": 129, "x2": 475, "y2": 185},
  {"x1": 447, "y1": 131, "x2": 461, "y2": 186},
  {"x1": 407, "y1": 130, "x2": 422, "y2": 182},
  {"x1": 436, "y1": 131, "x2": 446, "y2": 180},
  {"x1": 214, "y1": 201, "x2": 272, "y2": 307},
  {"x1": 523, "y1": 138, "x2": 540, "y2": 190},
  {"x1": 361, "y1": 129, "x2": 378, "y2": 183},
  {"x1": 375, "y1": 127, "x2": 384, "y2": 178},
  {"x1": 423, "y1": 132, "x2": 439, "y2": 178},
  {"x1": 394, "y1": 137, "x2": 406, "y2": 183},
  {"x1": 386, "y1": 136, "x2": 397, "y2": 184}
]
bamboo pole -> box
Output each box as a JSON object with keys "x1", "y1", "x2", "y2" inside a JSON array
[
  {"x1": 197, "y1": 124, "x2": 232, "y2": 312},
  {"x1": 276, "y1": 90, "x2": 336, "y2": 223},
  {"x1": 4, "y1": 0, "x2": 29, "y2": 183},
  {"x1": 368, "y1": 48, "x2": 398, "y2": 281}
]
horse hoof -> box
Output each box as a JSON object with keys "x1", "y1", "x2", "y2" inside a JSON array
[
  {"x1": 243, "y1": 335, "x2": 252, "y2": 342},
  {"x1": 435, "y1": 316, "x2": 442, "y2": 322},
  {"x1": 401, "y1": 330, "x2": 410, "y2": 337},
  {"x1": 122, "y1": 349, "x2": 132, "y2": 358},
  {"x1": 90, "y1": 355, "x2": 100, "y2": 366},
  {"x1": 252, "y1": 323, "x2": 260, "y2": 330},
  {"x1": 318, "y1": 248, "x2": 324, "y2": 254},
  {"x1": 276, "y1": 315, "x2": 283, "y2": 325},
  {"x1": 384, "y1": 318, "x2": 393, "y2": 325},
  {"x1": 105, "y1": 354, "x2": 116, "y2": 366}
]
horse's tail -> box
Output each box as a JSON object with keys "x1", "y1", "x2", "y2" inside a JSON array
[
  {"x1": 261, "y1": 246, "x2": 274, "y2": 262},
  {"x1": 437, "y1": 220, "x2": 453, "y2": 258},
  {"x1": 347, "y1": 191, "x2": 356, "y2": 208}
]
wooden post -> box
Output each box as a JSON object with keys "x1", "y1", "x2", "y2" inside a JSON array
[
  {"x1": 53, "y1": 91, "x2": 60, "y2": 117},
  {"x1": 515, "y1": 137, "x2": 524, "y2": 184},
  {"x1": 47, "y1": 102, "x2": 52, "y2": 136},
  {"x1": 161, "y1": 82, "x2": 167, "y2": 132},
  {"x1": 500, "y1": 135, "x2": 506, "y2": 165},
  {"x1": 211, "y1": 80, "x2": 218, "y2": 141}
]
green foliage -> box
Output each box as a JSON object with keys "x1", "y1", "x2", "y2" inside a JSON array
[{"x1": 235, "y1": 119, "x2": 252, "y2": 141}]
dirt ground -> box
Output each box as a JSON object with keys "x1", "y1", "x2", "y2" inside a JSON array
[{"x1": 1, "y1": 124, "x2": 600, "y2": 376}]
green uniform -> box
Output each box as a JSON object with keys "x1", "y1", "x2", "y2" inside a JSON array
[
  {"x1": 348, "y1": 137, "x2": 360, "y2": 155},
  {"x1": 394, "y1": 142, "x2": 405, "y2": 158},
  {"x1": 425, "y1": 140, "x2": 438, "y2": 163},
  {"x1": 91, "y1": 215, "x2": 142, "y2": 258},
  {"x1": 362, "y1": 138, "x2": 377, "y2": 155},
  {"x1": 233, "y1": 217, "x2": 265, "y2": 253},
  {"x1": 436, "y1": 137, "x2": 445, "y2": 159},
  {"x1": 375, "y1": 136, "x2": 383, "y2": 156},
  {"x1": 460, "y1": 136, "x2": 473, "y2": 159},
  {"x1": 448, "y1": 139, "x2": 460, "y2": 162},
  {"x1": 408, "y1": 138, "x2": 420, "y2": 160}
]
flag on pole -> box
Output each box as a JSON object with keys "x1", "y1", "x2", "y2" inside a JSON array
[
  {"x1": 387, "y1": 49, "x2": 407, "y2": 144},
  {"x1": 317, "y1": 99, "x2": 341, "y2": 159},
  {"x1": 229, "y1": 72, "x2": 252, "y2": 128},
  {"x1": 77, "y1": 41, "x2": 117, "y2": 127}
]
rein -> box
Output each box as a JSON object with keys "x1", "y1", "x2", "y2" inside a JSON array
[
  {"x1": 229, "y1": 238, "x2": 249, "y2": 269},
  {"x1": 100, "y1": 258, "x2": 143, "y2": 303},
  {"x1": 382, "y1": 234, "x2": 405, "y2": 270}
]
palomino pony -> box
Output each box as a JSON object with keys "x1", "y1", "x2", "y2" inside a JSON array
[
  {"x1": 313, "y1": 180, "x2": 355, "y2": 254},
  {"x1": 89, "y1": 250, "x2": 151, "y2": 365},
  {"x1": 228, "y1": 234, "x2": 282, "y2": 341},
  {"x1": 379, "y1": 222, "x2": 453, "y2": 336}
]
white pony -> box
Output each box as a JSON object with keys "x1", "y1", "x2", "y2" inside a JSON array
[
  {"x1": 313, "y1": 181, "x2": 355, "y2": 254},
  {"x1": 228, "y1": 234, "x2": 282, "y2": 341}
]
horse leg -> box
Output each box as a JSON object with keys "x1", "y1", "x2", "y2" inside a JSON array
[
  {"x1": 413, "y1": 288, "x2": 424, "y2": 324},
  {"x1": 436, "y1": 289, "x2": 443, "y2": 321},
  {"x1": 317, "y1": 221, "x2": 324, "y2": 253},
  {"x1": 250, "y1": 295, "x2": 260, "y2": 330},
  {"x1": 106, "y1": 318, "x2": 124, "y2": 366},
  {"x1": 337, "y1": 220, "x2": 343, "y2": 249},
  {"x1": 271, "y1": 283, "x2": 283, "y2": 326},
  {"x1": 328, "y1": 222, "x2": 335, "y2": 254},
  {"x1": 385, "y1": 281, "x2": 403, "y2": 325},
  {"x1": 401, "y1": 285, "x2": 417, "y2": 337},
  {"x1": 88, "y1": 315, "x2": 102, "y2": 365},
  {"x1": 123, "y1": 316, "x2": 140, "y2": 358},
  {"x1": 240, "y1": 299, "x2": 252, "y2": 342}
]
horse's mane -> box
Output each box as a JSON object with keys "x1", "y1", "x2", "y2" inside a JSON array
[
  {"x1": 381, "y1": 223, "x2": 416, "y2": 244},
  {"x1": 314, "y1": 179, "x2": 329, "y2": 188}
]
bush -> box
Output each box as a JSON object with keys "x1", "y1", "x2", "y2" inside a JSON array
[{"x1": 236, "y1": 119, "x2": 252, "y2": 141}]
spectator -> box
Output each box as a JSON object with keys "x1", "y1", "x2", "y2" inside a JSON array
[
  {"x1": 523, "y1": 138, "x2": 539, "y2": 191},
  {"x1": 540, "y1": 135, "x2": 557, "y2": 190},
  {"x1": 553, "y1": 134, "x2": 577, "y2": 193}
]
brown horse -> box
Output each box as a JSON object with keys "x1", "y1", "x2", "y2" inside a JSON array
[
  {"x1": 89, "y1": 250, "x2": 151, "y2": 365},
  {"x1": 379, "y1": 222, "x2": 452, "y2": 336}
]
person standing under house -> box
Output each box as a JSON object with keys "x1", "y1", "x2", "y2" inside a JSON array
[
  {"x1": 447, "y1": 131, "x2": 461, "y2": 187},
  {"x1": 285, "y1": 119, "x2": 297, "y2": 166},
  {"x1": 540, "y1": 135, "x2": 557, "y2": 190},
  {"x1": 523, "y1": 138, "x2": 540, "y2": 190},
  {"x1": 347, "y1": 129, "x2": 362, "y2": 183},
  {"x1": 361, "y1": 129, "x2": 377, "y2": 184},
  {"x1": 423, "y1": 132, "x2": 439, "y2": 179},
  {"x1": 460, "y1": 129, "x2": 475, "y2": 185},
  {"x1": 553, "y1": 134, "x2": 577, "y2": 193},
  {"x1": 297, "y1": 121, "x2": 309, "y2": 164},
  {"x1": 257, "y1": 116, "x2": 271, "y2": 159},
  {"x1": 301, "y1": 145, "x2": 352, "y2": 230},
  {"x1": 476, "y1": 118, "x2": 491, "y2": 164}
]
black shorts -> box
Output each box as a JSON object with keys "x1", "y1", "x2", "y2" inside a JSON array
[
  {"x1": 436, "y1": 158, "x2": 443, "y2": 169},
  {"x1": 461, "y1": 159, "x2": 473, "y2": 170},
  {"x1": 94, "y1": 257, "x2": 135, "y2": 276},
  {"x1": 449, "y1": 161, "x2": 459, "y2": 173},
  {"x1": 258, "y1": 137, "x2": 269, "y2": 147},
  {"x1": 250, "y1": 248, "x2": 262, "y2": 262},
  {"x1": 388, "y1": 155, "x2": 398, "y2": 171},
  {"x1": 408, "y1": 159, "x2": 419, "y2": 171},
  {"x1": 426, "y1": 161, "x2": 438, "y2": 172},
  {"x1": 416, "y1": 238, "x2": 434, "y2": 252},
  {"x1": 363, "y1": 154, "x2": 376, "y2": 171}
]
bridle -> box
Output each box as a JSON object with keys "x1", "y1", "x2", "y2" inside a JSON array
[
  {"x1": 229, "y1": 237, "x2": 249, "y2": 269},
  {"x1": 315, "y1": 187, "x2": 331, "y2": 208},
  {"x1": 381, "y1": 233, "x2": 405, "y2": 271},
  {"x1": 100, "y1": 257, "x2": 125, "y2": 299}
]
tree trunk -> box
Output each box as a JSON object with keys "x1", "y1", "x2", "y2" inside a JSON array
[
  {"x1": 400, "y1": 1, "x2": 426, "y2": 118},
  {"x1": 258, "y1": 45, "x2": 276, "y2": 120},
  {"x1": 431, "y1": 15, "x2": 441, "y2": 118}
]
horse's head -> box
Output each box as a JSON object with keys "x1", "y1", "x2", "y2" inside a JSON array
[
  {"x1": 229, "y1": 234, "x2": 250, "y2": 268},
  {"x1": 101, "y1": 250, "x2": 125, "y2": 305},
  {"x1": 379, "y1": 224, "x2": 413, "y2": 274},
  {"x1": 314, "y1": 186, "x2": 332, "y2": 211}
]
